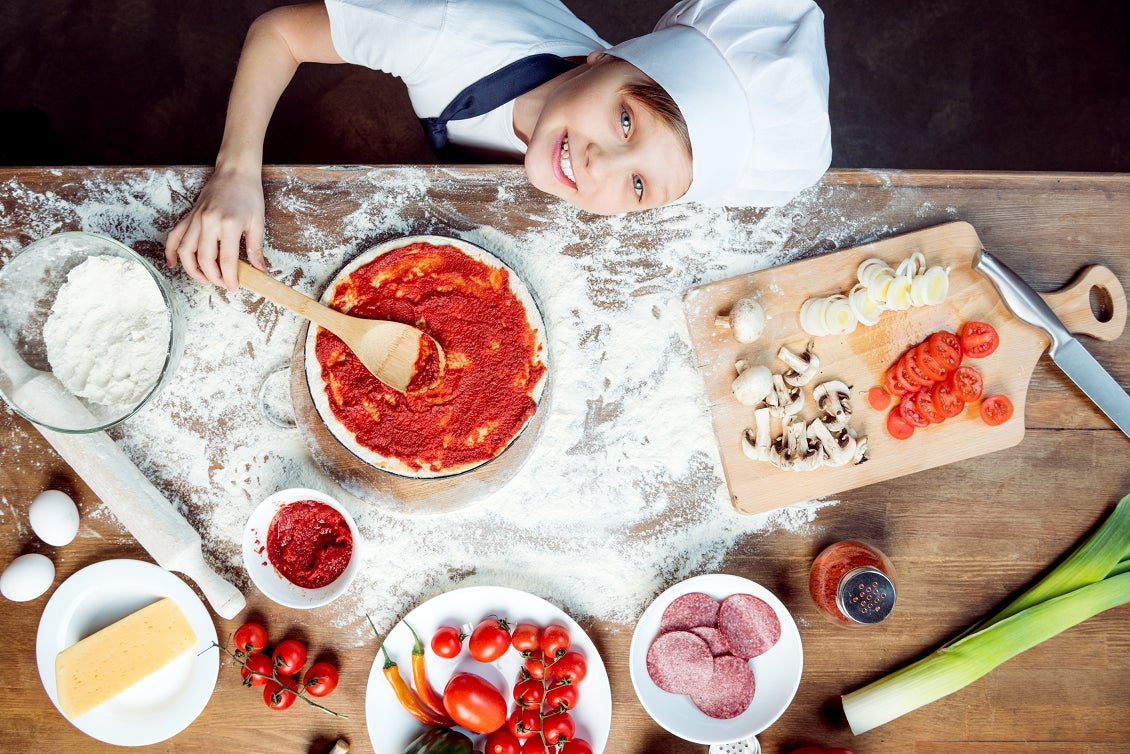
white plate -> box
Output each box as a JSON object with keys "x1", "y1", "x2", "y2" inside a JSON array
[
  {"x1": 365, "y1": 585, "x2": 611, "y2": 753},
  {"x1": 242, "y1": 487, "x2": 361, "y2": 609},
  {"x1": 35, "y1": 559, "x2": 219, "y2": 746},
  {"x1": 628, "y1": 574, "x2": 803, "y2": 745}
]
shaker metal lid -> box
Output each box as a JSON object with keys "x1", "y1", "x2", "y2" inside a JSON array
[{"x1": 836, "y1": 566, "x2": 896, "y2": 624}]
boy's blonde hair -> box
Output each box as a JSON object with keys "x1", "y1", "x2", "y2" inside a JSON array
[{"x1": 621, "y1": 82, "x2": 692, "y2": 158}]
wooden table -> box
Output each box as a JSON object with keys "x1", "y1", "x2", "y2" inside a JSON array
[{"x1": 2, "y1": 166, "x2": 1130, "y2": 754}]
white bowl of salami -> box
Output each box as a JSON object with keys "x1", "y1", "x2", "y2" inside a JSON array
[{"x1": 628, "y1": 573, "x2": 802, "y2": 744}]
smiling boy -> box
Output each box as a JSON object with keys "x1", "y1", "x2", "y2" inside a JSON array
[{"x1": 166, "y1": 0, "x2": 831, "y2": 291}]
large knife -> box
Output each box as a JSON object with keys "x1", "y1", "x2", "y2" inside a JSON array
[{"x1": 974, "y1": 248, "x2": 1130, "y2": 438}]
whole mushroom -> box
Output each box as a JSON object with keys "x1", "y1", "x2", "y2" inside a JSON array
[{"x1": 715, "y1": 297, "x2": 766, "y2": 344}]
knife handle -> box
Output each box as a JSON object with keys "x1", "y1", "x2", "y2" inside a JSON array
[
  {"x1": 973, "y1": 249, "x2": 1073, "y2": 352},
  {"x1": 1042, "y1": 264, "x2": 1127, "y2": 342}
]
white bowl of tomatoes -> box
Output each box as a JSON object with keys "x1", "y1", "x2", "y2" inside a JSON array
[{"x1": 364, "y1": 586, "x2": 612, "y2": 753}]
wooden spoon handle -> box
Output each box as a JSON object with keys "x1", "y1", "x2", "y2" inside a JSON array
[
  {"x1": 1041, "y1": 264, "x2": 1127, "y2": 341},
  {"x1": 237, "y1": 261, "x2": 347, "y2": 333}
]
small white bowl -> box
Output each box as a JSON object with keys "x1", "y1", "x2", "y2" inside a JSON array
[
  {"x1": 628, "y1": 573, "x2": 803, "y2": 745},
  {"x1": 242, "y1": 488, "x2": 360, "y2": 609}
]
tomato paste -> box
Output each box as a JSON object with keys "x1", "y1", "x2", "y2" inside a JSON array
[
  {"x1": 314, "y1": 241, "x2": 546, "y2": 473},
  {"x1": 266, "y1": 500, "x2": 353, "y2": 589}
]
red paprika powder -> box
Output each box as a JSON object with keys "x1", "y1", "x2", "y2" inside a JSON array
[{"x1": 809, "y1": 540, "x2": 896, "y2": 626}]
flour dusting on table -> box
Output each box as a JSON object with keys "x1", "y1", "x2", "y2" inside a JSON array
[{"x1": 0, "y1": 168, "x2": 914, "y2": 644}]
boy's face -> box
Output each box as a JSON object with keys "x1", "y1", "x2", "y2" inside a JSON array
[{"x1": 524, "y1": 53, "x2": 693, "y2": 216}]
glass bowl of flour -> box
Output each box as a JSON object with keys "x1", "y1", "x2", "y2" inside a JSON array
[{"x1": 0, "y1": 232, "x2": 184, "y2": 433}]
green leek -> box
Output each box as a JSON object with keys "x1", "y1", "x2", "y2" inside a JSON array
[{"x1": 841, "y1": 493, "x2": 1130, "y2": 736}]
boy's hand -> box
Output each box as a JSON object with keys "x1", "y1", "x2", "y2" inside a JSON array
[{"x1": 165, "y1": 167, "x2": 267, "y2": 293}]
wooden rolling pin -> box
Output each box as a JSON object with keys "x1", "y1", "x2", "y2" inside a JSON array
[{"x1": 0, "y1": 334, "x2": 246, "y2": 619}]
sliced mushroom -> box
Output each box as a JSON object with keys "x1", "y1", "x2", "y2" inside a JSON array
[
  {"x1": 807, "y1": 416, "x2": 837, "y2": 461},
  {"x1": 780, "y1": 417, "x2": 822, "y2": 471},
  {"x1": 813, "y1": 379, "x2": 852, "y2": 427},
  {"x1": 715, "y1": 297, "x2": 766, "y2": 344},
  {"x1": 731, "y1": 363, "x2": 773, "y2": 406},
  {"x1": 769, "y1": 373, "x2": 805, "y2": 418},
  {"x1": 778, "y1": 342, "x2": 820, "y2": 387},
  {"x1": 823, "y1": 429, "x2": 858, "y2": 467},
  {"x1": 740, "y1": 408, "x2": 773, "y2": 461}
]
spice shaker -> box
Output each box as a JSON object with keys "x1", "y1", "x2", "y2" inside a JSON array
[{"x1": 809, "y1": 540, "x2": 896, "y2": 626}]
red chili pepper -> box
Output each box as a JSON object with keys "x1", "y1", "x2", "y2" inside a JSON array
[{"x1": 405, "y1": 621, "x2": 450, "y2": 719}]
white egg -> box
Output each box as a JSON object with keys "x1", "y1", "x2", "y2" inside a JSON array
[
  {"x1": 29, "y1": 489, "x2": 80, "y2": 547},
  {"x1": 0, "y1": 553, "x2": 56, "y2": 602}
]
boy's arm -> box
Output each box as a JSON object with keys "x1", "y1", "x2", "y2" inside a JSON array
[{"x1": 165, "y1": 2, "x2": 345, "y2": 292}]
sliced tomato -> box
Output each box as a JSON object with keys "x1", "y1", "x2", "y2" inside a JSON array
[
  {"x1": 903, "y1": 353, "x2": 934, "y2": 388},
  {"x1": 960, "y1": 321, "x2": 1000, "y2": 358},
  {"x1": 885, "y1": 365, "x2": 910, "y2": 396},
  {"x1": 930, "y1": 381, "x2": 964, "y2": 419},
  {"x1": 899, "y1": 396, "x2": 930, "y2": 428},
  {"x1": 868, "y1": 386, "x2": 891, "y2": 411},
  {"x1": 897, "y1": 358, "x2": 927, "y2": 390},
  {"x1": 927, "y1": 330, "x2": 962, "y2": 371},
  {"x1": 913, "y1": 343, "x2": 947, "y2": 382},
  {"x1": 913, "y1": 387, "x2": 944, "y2": 424},
  {"x1": 980, "y1": 394, "x2": 1014, "y2": 425},
  {"x1": 886, "y1": 406, "x2": 915, "y2": 439},
  {"x1": 947, "y1": 366, "x2": 984, "y2": 403}
]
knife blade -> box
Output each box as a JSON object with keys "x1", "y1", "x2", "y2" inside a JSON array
[{"x1": 974, "y1": 248, "x2": 1130, "y2": 438}]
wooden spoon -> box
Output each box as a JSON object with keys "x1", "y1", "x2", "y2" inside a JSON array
[{"x1": 237, "y1": 260, "x2": 444, "y2": 393}]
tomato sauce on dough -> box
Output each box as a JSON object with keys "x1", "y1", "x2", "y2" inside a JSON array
[
  {"x1": 314, "y1": 241, "x2": 546, "y2": 473},
  {"x1": 266, "y1": 500, "x2": 353, "y2": 589}
]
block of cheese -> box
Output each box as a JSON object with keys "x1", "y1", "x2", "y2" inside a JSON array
[{"x1": 55, "y1": 597, "x2": 196, "y2": 718}]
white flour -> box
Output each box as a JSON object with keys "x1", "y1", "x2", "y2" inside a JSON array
[
  {"x1": 0, "y1": 167, "x2": 943, "y2": 647},
  {"x1": 43, "y1": 255, "x2": 169, "y2": 408}
]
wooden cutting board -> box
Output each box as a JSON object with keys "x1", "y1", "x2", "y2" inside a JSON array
[{"x1": 683, "y1": 221, "x2": 1127, "y2": 515}]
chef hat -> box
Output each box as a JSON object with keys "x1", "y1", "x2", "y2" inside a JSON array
[{"x1": 606, "y1": 0, "x2": 832, "y2": 207}]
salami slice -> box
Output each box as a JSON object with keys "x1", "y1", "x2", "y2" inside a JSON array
[
  {"x1": 689, "y1": 626, "x2": 733, "y2": 657},
  {"x1": 659, "y1": 591, "x2": 721, "y2": 632},
  {"x1": 690, "y1": 654, "x2": 756, "y2": 719},
  {"x1": 646, "y1": 630, "x2": 714, "y2": 694},
  {"x1": 717, "y1": 593, "x2": 781, "y2": 660}
]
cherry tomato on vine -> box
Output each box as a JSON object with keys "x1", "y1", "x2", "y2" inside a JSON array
[
  {"x1": 523, "y1": 650, "x2": 546, "y2": 679},
  {"x1": 540, "y1": 624, "x2": 571, "y2": 662},
  {"x1": 483, "y1": 729, "x2": 524, "y2": 754},
  {"x1": 507, "y1": 706, "x2": 541, "y2": 740},
  {"x1": 272, "y1": 639, "x2": 307, "y2": 676},
  {"x1": 232, "y1": 621, "x2": 268, "y2": 656},
  {"x1": 947, "y1": 366, "x2": 984, "y2": 403},
  {"x1": 558, "y1": 740, "x2": 594, "y2": 754},
  {"x1": 302, "y1": 661, "x2": 339, "y2": 697},
  {"x1": 430, "y1": 625, "x2": 464, "y2": 659},
  {"x1": 545, "y1": 682, "x2": 580, "y2": 712},
  {"x1": 980, "y1": 394, "x2": 1014, "y2": 425},
  {"x1": 263, "y1": 675, "x2": 299, "y2": 710},
  {"x1": 510, "y1": 623, "x2": 541, "y2": 653},
  {"x1": 543, "y1": 711, "x2": 576, "y2": 745},
  {"x1": 886, "y1": 406, "x2": 915, "y2": 440},
  {"x1": 241, "y1": 651, "x2": 274, "y2": 687},
  {"x1": 513, "y1": 678, "x2": 544, "y2": 709},
  {"x1": 550, "y1": 652, "x2": 588, "y2": 685},
  {"x1": 469, "y1": 617, "x2": 512, "y2": 662},
  {"x1": 960, "y1": 320, "x2": 999, "y2": 358}
]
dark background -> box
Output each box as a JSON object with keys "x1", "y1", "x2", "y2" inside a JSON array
[{"x1": 2, "y1": 0, "x2": 1129, "y2": 172}]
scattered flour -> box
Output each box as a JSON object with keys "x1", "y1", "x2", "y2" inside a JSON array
[
  {"x1": 43, "y1": 255, "x2": 169, "y2": 408},
  {"x1": 0, "y1": 167, "x2": 940, "y2": 647}
]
